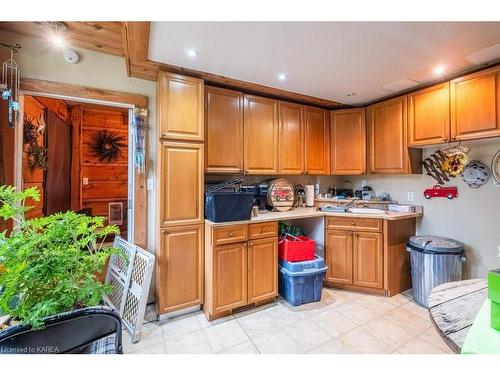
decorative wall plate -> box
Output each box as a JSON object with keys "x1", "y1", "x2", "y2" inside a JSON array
[
  {"x1": 461, "y1": 160, "x2": 491, "y2": 189},
  {"x1": 492, "y1": 149, "x2": 500, "y2": 186}
]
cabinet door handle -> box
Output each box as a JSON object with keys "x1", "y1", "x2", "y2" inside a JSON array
[
  {"x1": 249, "y1": 242, "x2": 253, "y2": 246},
  {"x1": 351, "y1": 222, "x2": 356, "y2": 226},
  {"x1": 228, "y1": 232, "x2": 233, "y2": 237}
]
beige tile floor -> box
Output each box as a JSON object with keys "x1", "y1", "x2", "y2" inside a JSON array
[{"x1": 123, "y1": 288, "x2": 454, "y2": 354}]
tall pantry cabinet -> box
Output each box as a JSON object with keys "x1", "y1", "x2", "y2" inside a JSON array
[{"x1": 156, "y1": 72, "x2": 205, "y2": 316}]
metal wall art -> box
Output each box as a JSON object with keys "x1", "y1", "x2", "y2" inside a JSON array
[
  {"x1": 132, "y1": 107, "x2": 148, "y2": 174},
  {"x1": 1, "y1": 43, "x2": 21, "y2": 129},
  {"x1": 422, "y1": 141, "x2": 470, "y2": 185},
  {"x1": 87, "y1": 130, "x2": 127, "y2": 163},
  {"x1": 23, "y1": 114, "x2": 47, "y2": 170}
]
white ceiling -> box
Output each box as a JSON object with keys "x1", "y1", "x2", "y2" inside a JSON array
[{"x1": 149, "y1": 22, "x2": 500, "y2": 105}]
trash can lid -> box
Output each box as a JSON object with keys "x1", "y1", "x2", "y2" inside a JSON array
[{"x1": 408, "y1": 235, "x2": 465, "y2": 254}]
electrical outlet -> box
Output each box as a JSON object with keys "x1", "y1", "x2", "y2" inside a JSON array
[
  {"x1": 82, "y1": 178, "x2": 89, "y2": 185},
  {"x1": 361, "y1": 179, "x2": 367, "y2": 188},
  {"x1": 147, "y1": 178, "x2": 154, "y2": 191},
  {"x1": 497, "y1": 245, "x2": 500, "y2": 258},
  {"x1": 407, "y1": 192, "x2": 414, "y2": 202}
]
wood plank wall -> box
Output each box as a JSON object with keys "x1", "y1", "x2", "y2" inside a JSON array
[
  {"x1": 80, "y1": 106, "x2": 129, "y2": 236},
  {"x1": 0, "y1": 99, "x2": 15, "y2": 232}
]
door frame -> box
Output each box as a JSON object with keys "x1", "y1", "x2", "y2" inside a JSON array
[{"x1": 15, "y1": 78, "x2": 149, "y2": 248}]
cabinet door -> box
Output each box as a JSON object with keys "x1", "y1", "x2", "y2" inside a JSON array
[
  {"x1": 325, "y1": 230, "x2": 353, "y2": 285},
  {"x1": 247, "y1": 237, "x2": 278, "y2": 303},
  {"x1": 279, "y1": 101, "x2": 304, "y2": 174},
  {"x1": 159, "y1": 141, "x2": 204, "y2": 227},
  {"x1": 367, "y1": 96, "x2": 409, "y2": 174},
  {"x1": 408, "y1": 83, "x2": 450, "y2": 146},
  {"x1": 353, "y1": 232, "x2": 383, "y2": 289},
  {"x1": 158, "y1": 72, "x2": 204, "y2": 141},
  {"x1": 157, "y1": 224, "x2": 203, "y2": 314},
  {"x1": 205, "y1": 86, "x2": 244, "y2": 173},
  {"x1": 450, "y1": 66, "x2": 500, "y2": 141},
  {"x1": 330, "y1": 108, "x2": 366, "y2": 175},
  {"x1": 305, "y1": 106, "x2": 330, "y2": 174},
  {"x1": 212, "y1": 242, "x2": 248, "y2": 314},
  {"x1": 243, "y1": 95, "x2": 279, "y2": 174}
]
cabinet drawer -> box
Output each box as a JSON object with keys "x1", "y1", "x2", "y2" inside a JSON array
[
  {"x1": 213, "y1": 225, "x2": 248, "y2": 245},
  {"x1": 325, "y1": 217, "x2": 382, "y2": 232},
  {"x1": 249, "y1": 221, "x2": 278, "y2": 240}
]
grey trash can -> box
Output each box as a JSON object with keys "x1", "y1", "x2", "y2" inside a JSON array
[{"x1": 407, "y1": 235, "x2": 466, "y2": 307}]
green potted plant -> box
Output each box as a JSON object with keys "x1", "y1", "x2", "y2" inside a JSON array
[{"x1": 0, "y1": 185, "x2": 120, "y2": 329}]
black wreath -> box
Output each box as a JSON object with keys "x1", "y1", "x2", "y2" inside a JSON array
[{"x1": 87, "y1": 130, "x2": 127, "y2": 163}]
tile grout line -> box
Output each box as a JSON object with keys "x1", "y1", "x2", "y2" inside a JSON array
[{"x1": 233, "y1": 313, "x2": 262, "y2": 354}]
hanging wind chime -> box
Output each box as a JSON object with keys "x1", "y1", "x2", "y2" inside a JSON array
[{"x1": 1, "y1": 42, "x2": 21, "y2": 128}]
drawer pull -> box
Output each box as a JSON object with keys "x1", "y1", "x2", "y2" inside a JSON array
[
  {"x1": 228, "y1": 232, "x2": 233, "y2": 237},
  {"x1": 351, "y1": 222, "x2": 355, "y2": 225}
]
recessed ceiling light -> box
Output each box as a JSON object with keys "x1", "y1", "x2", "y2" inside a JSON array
[
  {"x1": 346, "y1": 92, "x2": 356, "y2": 97},
  {"x1": 277, "y1": 73, "x2": 287, "y2": 81},
  {"x1": 433, "y1": 65, "x2": 446, "y2": 76},
  {"x1": 51, "y1": 35, "x2": 65, "y2": 47},
  {"x1": 187, "y1": 49, "x2": 198, "y2": 58}
]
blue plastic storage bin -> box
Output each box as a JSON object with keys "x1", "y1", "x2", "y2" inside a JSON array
[{"x1": 278, "y1": 255, "x2": 328, "y2": 306}]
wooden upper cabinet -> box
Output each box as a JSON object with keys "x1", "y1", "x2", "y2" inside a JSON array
[
  {"x1": 205, "y1": 86, "x2": 244, "y2": 173},
  {"x1": 212, "y1": 242, "x2": 248, "y2": 314},
  {"x1": 158, "y1": 72, "x2": 204, "y2": 141},
  {"x1": 408, "y1": 83, "x2": 451, "y2": 146},
  {"x1": 367, "y1": 96, "x2": 411, "y2": 174},
  {"x1": 330, "y1": 108, "x2": 366, "y2": 175},
  {"x1": 279, "y1": 101, "x2": 304, "y2": 174},
  {"x1": 247, "y1": 237, "x2": 278, "y2": 303},
  {"x1": 450, "y1": 66, "x2": 500, "y2": 141},
  {"x1": 353, "y1": 232, "x2": 383, "y2": 289},
  {"x1": 325, "y1": 230, "x2": 353, "y2": 285},
  {"x1": 243, "y1": 95, "x2": 279, "y2": 174},
  {"x1": 157, "y1": 224, "x2": 203, "y2": 314},
  {"x1": 305, "y1": 106, "x2": 330, "y2": 174},
  {"x1": 159, "y1": 141, "x2": 204, "y2": 227}
]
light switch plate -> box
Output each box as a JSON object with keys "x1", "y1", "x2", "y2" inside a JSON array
[
  {"x1": 147, "y1": 178, "x2": 154, "y2": 191},
  {"x1": 83, "y1": 177, "x2": 89, "y2": 185},
  {"x1": 407, "y1": 192, "x2": 414, "y2": 202}
]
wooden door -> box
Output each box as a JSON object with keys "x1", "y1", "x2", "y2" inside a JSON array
[
  {"x1": 325, "y1": 230, "x2": 353, "y2": 285},
  {"x1": 367, "y1": 96, "x2": 408, "y2": 174},
  {"x1": 330, "y1": 108, "x2": 366, "y2": 175},
  {"x1": 243, "y1": 95, "x2": 279, "y2": 174},
  {"x1": 408, "y1": 83, "x2": 450, "y2": 146},
  {"x1": 159, "y1": 141, "x2": 204, "y2": 227},
  {"x1": 157, "y1": 224, "x2": 204, "y2": 314},
  {"x1": 353, "y1": 232, "x2": 383, "y2": 289},
  {"x1": 279, "y1": 101, "x2": 304, "y2": 174},
  {"x1": 305, "y1": 106, "x2": 330, "y2": 174},
  {"x1": 450, "y1": 66, "x2": 500, "y2": 141},
  {"x1": 247, "y1": 237, "x2": 278, "y2": 303},
  {"x1": 205, "y1": 86, "x2": 244, "y2": 173},
  {"x1": 45, "y1": 111, "x2": 72, "y2": 215},
  {"x1": 212, "y1": 242, "x2": 248, "y2": 314},
  {"x1": 158, "y1": 72, "x2": 204, "y2": 141}
]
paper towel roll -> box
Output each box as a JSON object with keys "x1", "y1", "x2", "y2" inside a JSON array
[{"x1": 305, "y1": 185, "x2": 315, "y2": 207}]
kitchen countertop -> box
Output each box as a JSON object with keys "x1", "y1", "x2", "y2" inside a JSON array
[{"x1": 205, "y1": 207, "x2": 422, "y2": 227}]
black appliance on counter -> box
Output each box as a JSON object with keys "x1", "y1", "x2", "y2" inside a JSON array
[
  {"x1": 241, "y1": 182, "x2": 270, "y2": 212},
  {"x1": 205, "y1": 178, "x2": 254, "y2": 223}
]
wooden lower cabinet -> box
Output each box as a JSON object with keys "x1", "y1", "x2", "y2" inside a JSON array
[
  {"x1": 325, "y1": 216, "x2": 384, "y2": 293},
  {"x1": 325, "y1": 230, "x2": 353, "y2": 285},
  {"x1": 212, "y1": 242, "x2": 248, "y2": 314},
  {"x1": 353, "y1": 232, "x2": 383, "y2": 289},
  {"x1": 204, "y1": 223, "x2": 278, "y2": 320},
  {"x1": 157, "y1": 224, "x2": 204, "y2": 314},
  {"x1": 248, "y1": 237, "x2": 278, "y2": 303}
]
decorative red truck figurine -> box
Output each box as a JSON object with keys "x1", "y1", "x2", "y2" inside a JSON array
[{"x1": 423, "y1": 185, "x2": 458, "y2": 199}]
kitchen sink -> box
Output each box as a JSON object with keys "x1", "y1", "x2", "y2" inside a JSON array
[{"x1": 348, "y1": 207, "x2": 386, "y2": 214}]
